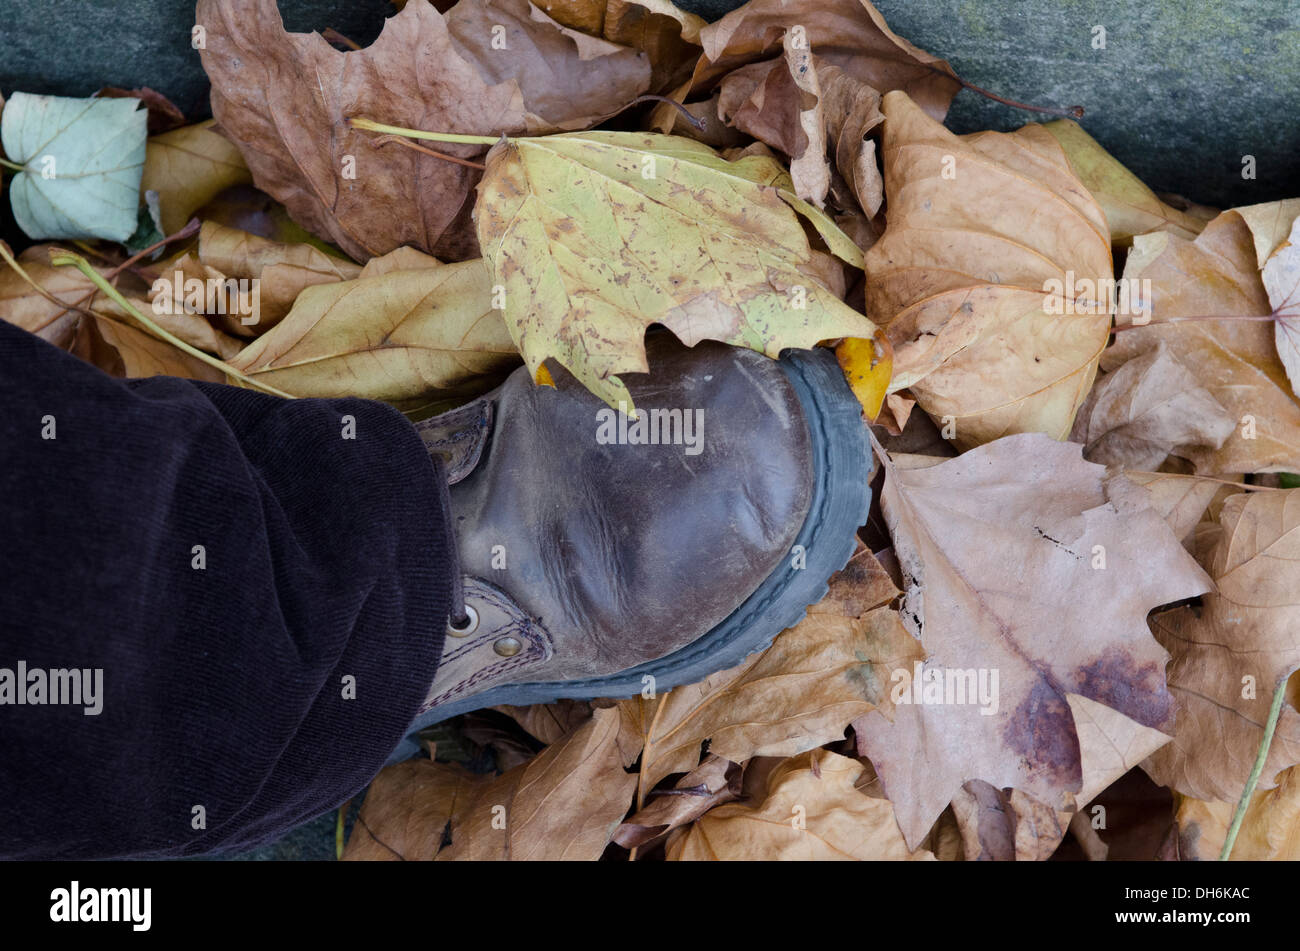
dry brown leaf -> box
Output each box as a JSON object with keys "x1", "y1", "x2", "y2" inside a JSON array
[
  {"x1": 718, "y1": 48, "x2": 883, "y2": 214},
  {"x1": 531, "y1": 0, "x2": 705, "y2": 92},
  {"x1": 855, "y1": 433, "x2": 1210, "y2": 847},
  {"x1": 685, "y1": 0, "x2": 959, "y2": 122},
  {"x1": 1070, "y1": 342, "x2": 1235, "y2": 471},
  {"x1": 1175, "y1": 758, "x2": 1300, "y2": 860},
  {"x1": 620, "y1": 548, "x2": 920, "y2": 796},
  {"x1": 141, "y1": 120, "x2": 252, "y2": 234},
  {"x1": 865, "y1": 92, "x2": 1112, "y2": 449},
  {"x1": 197, "y1": 0, "x2": 651, "y2": 262},
  {"x1": 666, "y1": 749, "x2": 931, "y2": 860},
  {"x1": 93, "y1": 315, "x2": 227, "y2": 383},
  {"x1": 196, "y1": 221, "x2": 361, "y2": 329},
  {"x1": 343, "y1": 759, "x2": 484, "y2": 861},
  {"x1": 1041, "y1": 119, "x2": 1210, "y2": 246},
  {"x1": 492, "y1": 699, "x2": 595, "y2": 745},
  {"x1": 1103, "y1": 208, "x2": 1300, "y2": 474},
  {"x1": 950, "y1": 781, "x2": 1069, "y2": 861},
  {"x1": 613, "y1": 754, "x2": 741, "y2": 849},
  {"x1": 227, "y1": 259, "x2": 519, "y2": 407},
  {"x1": 1143, "y1": 491, "x2": 1300, "y2": 802},
  {"x1": 436, "y1": 705, "x2": 640, "y2": 860},
  {"x1": 1233, "y1": 200, "x2": 1300, "y2": 398},
  {"x1": 1117, "y1": 471, "x2": 1237, "y2": 546}
]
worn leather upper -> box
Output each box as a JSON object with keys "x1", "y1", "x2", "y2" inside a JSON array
[{"x1": 416, "y1": 334, "x2": 814, "y2": 699}]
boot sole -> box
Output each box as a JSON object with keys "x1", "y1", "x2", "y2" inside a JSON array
[{"x1": 404, "y1": 345, "x2": 874, "y2": 736}]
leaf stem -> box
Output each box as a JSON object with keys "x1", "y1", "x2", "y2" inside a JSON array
[
  {"x1": 50, "y1": 250, "x2": 295, "y2": 399},
  {"x1": 1219, "y1": 677, "x2": 1288, "y2": 860},
  {"x1": 0, "y1": 156, "x2": 24, "y2": 172},
  {"x1": 348, "y1": 117, "x2": 502, "y2": 146}
]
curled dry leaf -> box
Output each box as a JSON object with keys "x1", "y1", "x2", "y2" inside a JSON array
[
  {"x1": 1143, "y1": 490, "x2": 1300, "y2": 803},
  {"x1": 197, "y1": 0, "x2": 651, "y2": 262},
  {"x1": 227, "y1": 258, "x2": 520, "y2": 408},
  {"x1": 865, "y1": 92, "x2": 1113, "y2": 449},
  {"x1": 531, "y1": 0, "x2": 706, "y2": 93},
  {"x1": 620, "y1": 547, "x2": 918, "y2": 795},
  {"x1": 195, "y1": 221, "x2": 361, "y2": 329},
  {"x1": 950, "y1": 781, "x2": 1069, "y2": 862},
  {"x1": 342, "y1": 759, "x2": 484, "y2": 861},
  {"x1": 855, "y1": 433, "x2": 1210, "y2": 848},
  {"x1": 436, "y1": 705, "x2": 641, "y2": 860},
  {"x1": 666, "y1": 749, "x2": 932, "y2": 860},
  {"x1": 717, "y1": 45, "x2": 884, "y2": 214},
  {"x1": 685, "y1": 0, "x2": 959, "y2": 123},
  {"x1": 1104, "y1": 208, "x2": 1300, "y2": 474},
  {"x1": 1042, "y1": 119, "x2": 1210, "y2": 245},
  {"x1": 613, "y1": 753, "x2": 741, "y2": 850},
  {"x1": 1070, "y1": 341, "x2": 1235, "y2": 471},
  {"x1": 141, "y1": 120, "x2": 252, "y2": 235},
  {"x1": 475, "y1": 129, "x2": 872, "y2": 409}
]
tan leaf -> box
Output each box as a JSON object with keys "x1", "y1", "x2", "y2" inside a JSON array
[
  {"x1": 436, "y1": 705, "x2": 640, "y2": 860},
  {"x1": 855, "y1": 433, "x2": 1210, "y2": 847},
  {"x1": 492, "y1": 699, "x2": 595, "y2": 745},
  {"x1": 197, "y1": 0, "x2": 651, "y2": 262},
  {"x1": 1041, "y1": 119, "x2": 1209, "y2": 245},
  {"x1": 613, "y1": 754, "x2": 741, "y2": 849},
  {"x1": 1071, "y1": 341, "x2": 1235, "y2": 471},
  {"x1": 343, "y1": 759, "x2": 484, "y2": 861},
  {"x1": 1102, "y1": 208, "x2": 1300, "y2": 474},
  {"x1": 1233, "y1": 201, "x2": 1300, "y2": 399},
  {"x1": 1117, "y1": 471, "x2": 1237, "y2": 546},
  {"x1": 227, "y1": 260, "x2": 520, "y2": 407},
  {"x1": 93, "y1": 315, "x2": 227, "y2": 383},
  {"x1": 1143, "y1": 490, "x2": 1300, "y2": 802},
  {"x1": 950, "y1": 781, "x2": 1069, "y2": 861},
  {"x1": 196, "y1": 221, "x2": 361, "y2": 328},
  {"x1": 141, "y1": 120, "x2": 252, "y2": 234},
  {"x1": 1175, "y1": 758, "x2": 1300, "y2": 860},
  {"x1": 666, "y1": 749, "x2": 931, "y2": 860},
  {"x1": 865, "y1": 92, "x2": 1112, "y2": 449},
  {"x1": 622, "y1": 548, "x2": 919, "y2": 795}
]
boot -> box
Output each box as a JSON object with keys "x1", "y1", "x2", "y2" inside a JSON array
[{"x1": 405, "y1": 334, "x2": 873, "y2": 738}]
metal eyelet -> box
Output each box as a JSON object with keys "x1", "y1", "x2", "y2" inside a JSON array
[
  {"x1": 493, "y1": 636, "x2": 522, "y2": 657},
  {"x1": 447, "y1": 605, "x2": 479, "y2": 637}
]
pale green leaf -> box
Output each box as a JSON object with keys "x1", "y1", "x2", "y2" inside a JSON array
[{"x1": 1, "y1": 93, "x2": 147, "y2": 242}]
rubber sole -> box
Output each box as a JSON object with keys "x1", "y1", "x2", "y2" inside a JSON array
[{"x1": 399, "y1": 346, "x2": 874, "y2": 743}]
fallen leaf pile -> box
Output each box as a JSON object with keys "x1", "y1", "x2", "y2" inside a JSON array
[{"x1": 4, "y1": 0, "x2": 1300, "y2": 862}]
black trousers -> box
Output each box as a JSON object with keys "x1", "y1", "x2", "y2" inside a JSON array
[{"x1": 0, "y1": 320, "x2": 452, "y2": 858}]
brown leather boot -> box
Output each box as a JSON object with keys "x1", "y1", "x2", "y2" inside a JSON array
[{"x1": 405, "y1": 334, "x2": 872, "y2": 737}]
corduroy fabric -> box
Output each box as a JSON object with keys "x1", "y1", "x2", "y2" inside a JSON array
[{"x1": 0, "y1": 320, "x2": 451, "y2": 858}]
